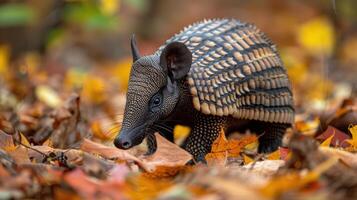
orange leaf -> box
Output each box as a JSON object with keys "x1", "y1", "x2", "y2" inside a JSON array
[
  {"x1": 267, "y1": 149, "x2": 280, "y2": 160},
  {"x1": 0, "y1": 130, "x2": 16, "y2": 151},
  {"x1": 243, "y1": 154, "x2": 254, "y2": 165},
  {"x1": 64, "y1": 168, "x2": 125, "y2": 199},
  {"x1": 260, "y1": 157, "x2": 338, "y2": 198},
  {"x1": 0, "y1": 130, "x2": 30, "y2": 163},
  {"x1": 205, "y1": 129, "x2": 257, "y2": 165}
]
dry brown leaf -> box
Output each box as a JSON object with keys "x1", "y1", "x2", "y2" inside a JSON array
[
  {"x1": 243, "y1": 160, "x2": 285, "y2": 176},
  {"x1": 80, "y1": 138, "x2": 142, "y2": 163},
  {"x1": 81, "y1": 133, "x2": 192, "y2": 173},
  {"x1": 0, "y1": 130, "x2": 30, "y2": 164},
  {"x1": 319, "y1": 146, "x2": 357, "y2": 167},
  {"x1": 29, "y1": 145, "x2": 83, "y2": 165},
  {"x1": 141, "y1": 133, "x2": 193, "y2": 174}
]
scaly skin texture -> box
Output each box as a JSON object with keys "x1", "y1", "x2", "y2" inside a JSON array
[
  {"x1": 144, "y1": 80, "x2": 289, "y2": 161},
  {"x1": 114, "y1": 19, "x2": 294, "y2": 163}
]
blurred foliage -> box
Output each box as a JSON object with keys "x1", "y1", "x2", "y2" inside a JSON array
[
  {"x1": 0, "y1": 1, "x2": 356, "y2": 199},
  {"x1": 64, "y1": 2, "x2": 119, "y2": 31},
  {"x1": 0, "y1": 3, "x2": 35, "y2": 27},
  {"x1": 297, "y1": 17, "x2": 335, "y2": 55}
]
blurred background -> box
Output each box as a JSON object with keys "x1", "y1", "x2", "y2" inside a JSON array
[{"x1": 0, "y1": 0, "x2": 356, "y2": 145}]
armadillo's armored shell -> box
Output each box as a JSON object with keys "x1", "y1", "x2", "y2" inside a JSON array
[{"x1": 158, "y1": 19, "x2": 294, "y2": 124}]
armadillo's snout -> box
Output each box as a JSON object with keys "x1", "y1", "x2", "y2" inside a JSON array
[
  {"x1": 114, "y1": 135, "x2": 132, "y2": 149},
  {"x1": 114, "y1": 125, "x2": 146, "y2": 150}
]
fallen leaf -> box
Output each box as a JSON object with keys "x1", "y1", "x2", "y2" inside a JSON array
[
  {"x1": 124, "y1": 174, "x2": 173, "y2": 200},
  {"x1": 320, "y1": 132, "x2": 334, "y2": 147},
  {"x1": 346, "y1": 124, "x2": 357, "y2": 150},
  {"x1": 0, "y1": 163, "x2": 10, "y2": 177},
  {"x1": 297, "y1": 17, "x2": 335, "y2": 55},
  {"x1": 316, "y1": 126, "x2": 350, "y2": 147},
  {"x1": 243, "y1": 160, "x2": 285, "y2": 176},
  {"x1": 81, "y1": 133, "x2": 192, "y2": 173},
  {"x1": 29, "y1": 145, "x2": 83, "y2": 165},
  {"x1": 35, "y1": 85, "x2": 62, "y2": 108},
  {"x1": 0, "y1": 130, "x2": 30, "y2": 163},
  {"x1": 173, "y1": 125, "x2": 191, "y2": 142},
  {"x1": 0, "y1": 130, "x2": 16, "y2": 151},
  {"x1": 260, "y1": 157, "x2": 338, "y2": 198},
  {"x1": 63, "y1": 168, "x2": 125, "y2": 200},
  {"x1": 279, "y1": 147, "x2": 291, "y2": 161},
  {"x1": 319, "y1": 146, "x2": 357, "y2": 167},
  {"x1": 205, "y1": 129, "x2": 257, "y2": 165},
  {"x1": 199, "y1": 176, "x2": 264, "y2": 200},
  {"x1": 141, "y1": 133, "x2": 193, "y2": 175},
  {"x1": 267, "y1": 150, "x2": 280, "y2": 160},
  {"x1": 295, "y1": 118, "x2": 320, "y2": 136},
  {"x1": 243, "y1": 154, "x2": 254, "y2": 165},
  {"x1": 80, "y1": 138, "x2": 141, "y2": 163}
]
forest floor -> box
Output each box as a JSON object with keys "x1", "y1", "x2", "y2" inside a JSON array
[{"x1": 0, "y1": 54, "x2": 357, "y2": 200}]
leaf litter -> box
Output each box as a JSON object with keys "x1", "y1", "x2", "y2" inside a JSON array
[{"x1": 0, "y1": 46, "x2": 357, "y2": 200}]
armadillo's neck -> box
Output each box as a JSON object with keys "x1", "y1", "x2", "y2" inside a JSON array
[{"x1": 164, "y1": 78, "x2": 195, "y2": 126}]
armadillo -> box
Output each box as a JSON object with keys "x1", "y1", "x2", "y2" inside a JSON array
[{"x1": 114, "y1": 19, "x2": 294, "y2": 162}]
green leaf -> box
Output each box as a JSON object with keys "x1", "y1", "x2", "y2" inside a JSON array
[
  {"x1": 123, "y1": 0, "x2": 148, "y2": 12},
  {"x1": 64, "y1": 3, "x2": 118, "y2": 31},
  {"x1": 0, "y1": 4, "x2": 35, "y2": 27}
]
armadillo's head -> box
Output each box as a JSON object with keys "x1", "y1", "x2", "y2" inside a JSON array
[{"x1": 114, "y1": 36, "x2": 192, "y2": 150}]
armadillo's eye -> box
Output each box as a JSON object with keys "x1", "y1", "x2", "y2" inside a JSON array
[
  {"x1": 153, "y1": 97, "x2": 161, "y2": 105},
  {"x1": 149, "y1": 92, "x2": 163, "y2": 111}
]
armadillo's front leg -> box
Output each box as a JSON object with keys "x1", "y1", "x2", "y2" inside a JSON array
[
  {"x1": 145, "y1": 122, "x2": 175, "y2": 155},
  {"x1": 183, "y1": 112, "x2": 227, "y2": 162}
]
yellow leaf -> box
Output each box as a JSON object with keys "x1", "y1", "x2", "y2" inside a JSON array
[
  {"x1": 35, "y1": 85, "x2": 62, "y2": 108},
  {"x1": 267, "y1": 150, "x2": 280, "y2": 160},
  {"x1": 91, "y1": 119, "x2": 119, "y2": 141},
  {"x1": 295, "y1": 118, "x2": 320, "y2": 136},
  {"x1": 173, "y1": 125, "x2": 191, "y2": 142},
  {"x1": 82, "y1": 75, "x2": 106, "y2": 104},
  {"x1": 320, "y1": 132, "x2": 335, "y2": 147},
  {"x1": 297, "y1": 17, "x2": 335, "y2": 55},
  {"x1": 100, "y1": 0, "x2": 119, "y2": 15},
  {"x1": 243, "y1": 154, "x2": 253, "y2": 165},
  {"x1": 346, "y1": 125, "x2": 357, "y2": 150},
  {"x1": 19, "y1": 132, "x2": 30, "y2": 147},
  {"x1": 244, "y1": 141, "x2": 258, "y2": 151},
  {"x1": 112, "y1": 58, "x2": 132, "y2": 91},
  {"x1": 64, "y1": 68, "x2": 87, "y2": 90},
  {"x1": 281, "y1": 47, "x2": 308, "y2": 85},
  {"x1": 43, "y1": 139, "x2": 53, "y2": 147},
  {"x1": 0, "y1": 45, "x2": 9, "y2": 76}
]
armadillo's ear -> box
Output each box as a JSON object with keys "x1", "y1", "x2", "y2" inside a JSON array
[
  {"x1": 131, "y1": 34, "x2": 141, "y2": 62},
  {"x1": 160, "y1": 42, "x2": 192, "y2": 81}
]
